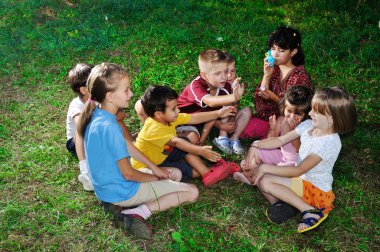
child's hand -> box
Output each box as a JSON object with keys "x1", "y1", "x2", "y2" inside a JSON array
[
  {"x1": 151, "y1": 166, "x2": 170, "y2": 180},
  {"x1": 217, "y1": 106, "x2": 236, "y2": 118},
  {"x1": 263, "y1": 58, "x2": 274, "y2": 77},
  {"x1": 258, "y1": 89, "x2": 276, "y2": 101},
  {"x1": 200, "y1": 146, "x2": 221, "y2": 162},
  {"x1": 252, "y1": 164, "x2": 266, "y2": 185},
  {"x1": 116, "y1": 109, "x2": 127, "y2": 121},
  {"x1": 232, "y1": 78, "x2": 244, "y2": 101},
  {"x1": 269, "y1": 115, "x2": 277, "y2": 130}
]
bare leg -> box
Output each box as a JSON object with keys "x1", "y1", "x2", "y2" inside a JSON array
[
  {"x1": 146, "y1": 183, "x2": 199, "y2": 212},
  {"x1": 199, "y1": 120, "x2": 216, "y2": 145},
  {"x1": 177, "y1": 131, "x2": 200, "y2": 145},
  {"x1": 230, "y1": 106, "x2": 252, "y2": 140},
  {"x1": 184, "y1": 153, "x2": 209, "y2": 177}
]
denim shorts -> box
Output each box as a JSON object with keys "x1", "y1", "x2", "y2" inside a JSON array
[{"x1": 66, "y1": 137, "x2": 78, "y2": 158}]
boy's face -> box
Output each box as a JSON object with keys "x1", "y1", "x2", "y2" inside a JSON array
[
  {"x1": 227, "y1": 62, "x2": 236, "y2": 83},
  {"x1": 202, "y1": 62, "x2": 228, "y2": 88},
  {"x1": 159, "y1": 98, "x2": 180, "y2": 124}
]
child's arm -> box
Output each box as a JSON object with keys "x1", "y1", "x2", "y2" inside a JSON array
[
  {"x1": 266, "y1": 115, "x2": 282, "y2": 138},
  {"x1": 117, "y1": 158, "x2": 160, "y2": 182},
  {"x1": 188, "y1": 106, "x2": 236, "y2": 125},
  {"x1": 253, "y1": 154, "x2": 322, "y2": 185},
  {"x1": 198, "y1": 120, "x2": 216, "y2": 145},
  {"x1": 203, "y1": 79, "x2": 244, "y2": 107},
  {"x1": 116, "y1": 109, "x2": 134, "y2": 142},
  {"x1": 126, "y1": 140, "x2": 170, "y2": 179},
  {"x1": 251, "y1": 129, "x2": 299, "y2": 149},
  {"x1": 167, "y1": 137, "x2": 221, "y2": 162}
]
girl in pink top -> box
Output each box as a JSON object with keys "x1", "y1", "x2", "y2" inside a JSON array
[
  {"x1": 234, "y1": 86, "x2": 313, "y2": 184},
  {"x1": 239, "y1": 26, "x2": 313, "y2": 140}
]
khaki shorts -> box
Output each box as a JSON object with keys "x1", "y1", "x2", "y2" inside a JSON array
[
  {"x1": 114, "y1": 180, "x2": 190, "y2": 208},
  {"x1": 291, "y1": 177, "x2": 304, "y2": 198}
]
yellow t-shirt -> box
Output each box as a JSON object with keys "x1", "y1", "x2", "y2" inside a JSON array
[{"x1": 131, "y1": 113, "x2": 191, "y2": 169}]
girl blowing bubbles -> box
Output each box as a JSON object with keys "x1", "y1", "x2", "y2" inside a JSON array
[
  {"x1": 251, "y1": 87, "x2": 357, "y2": 233},
  {"x1": 77, "y1": 63, "x2": 198, "y2": 239},
  {"x1": 240, "y1": 26, "x2": 312, "y2": 140}
]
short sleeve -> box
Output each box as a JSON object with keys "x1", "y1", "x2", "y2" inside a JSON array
[
  {"x1": 295, "y1": 119, "x2": 312, "y2": 136},
  {"x1": 173, "y1": 113, "x2": 191, "y2": 127},
  {"x1": 310, "y1": 135, "x2": 341, "y2": 161},
  {"x1": 105, "y1": 124, "x2": 129, "y2": 161}
]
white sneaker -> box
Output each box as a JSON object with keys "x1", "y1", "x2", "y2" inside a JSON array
[{"x1": 78, "y1": 174, "x2": 94, "y2": 191}]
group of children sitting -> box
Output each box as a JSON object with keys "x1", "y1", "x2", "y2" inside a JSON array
[{"x1": 65, "y1": 26, "x2": 357, "y2": 239}]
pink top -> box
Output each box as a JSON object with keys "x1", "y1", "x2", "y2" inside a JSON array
[{"x1": 254, "y1": 65, "x2": 312, "y2": 121}]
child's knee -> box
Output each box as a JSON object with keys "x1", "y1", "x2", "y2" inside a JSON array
[
  {"x1": 188, "y1": 184, "x2": 199, "y2": 202},
  {"x1": 241, "y1": 106, "x2": 253, "y2": 117},
  {"x1": 170, "y1": 168, "x2": 182, "y2": 182},
  {"x1": 187, "y1": 132, "x2": 200, "y2": 144},
  {"x1": 258, "y1": 175, "x2": 271, "y2": 193}
]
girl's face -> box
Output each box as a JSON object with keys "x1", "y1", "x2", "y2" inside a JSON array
[
  {"x1": 270, "y1": 44, "x2": 297, "y2": 66},
  {"x1": 284, "y1": 101, "x2": 304, "y2": 126},
  {"x1": 308, "y1": 106, "x2": 334, "y2": 131},
  {"x1": 203, "y1": 62, "x2": 228, "y2": 88},
  {"x1": 110, "y1": 76, "x2": 133, "y2": 109},
  {"x1": 227, "y1": 62, "x2": 237, "y2": 83}
]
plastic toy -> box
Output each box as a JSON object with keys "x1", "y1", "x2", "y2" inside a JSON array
[{"x1": 265, "y1": 50, "x2": 275, "y2": 67}]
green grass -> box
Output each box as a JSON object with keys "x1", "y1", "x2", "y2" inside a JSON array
[{"x1": 1, "y1": 0, "x2": 379, "y2": 251}]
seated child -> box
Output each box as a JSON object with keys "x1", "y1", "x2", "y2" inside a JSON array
[
  {"x1": 250, "y1": 86, "x2": 357, "y2": 233},
  {"x1": 131, "y1": 85, "x2": 237, "y2": 186},
  {"x1": 211, "y1": 51, "x2": 252, "y2": 155},
  {"x1": 176, "y1": 49, "x2": 249, "y2": 154},
  {"x1": 239, "y1": 26, "x2": 313, "y2": 140},
  {"x1": 233, "y1": 86, "x2": 313, "y2": 185},
  {"x1": 65, "y1": 63, "x2": 94, "y2": 190},
  {"x1": 78, "y1": 62, "x2": 199, "y2": 239}
]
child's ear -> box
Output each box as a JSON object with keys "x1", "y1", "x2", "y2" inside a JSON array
[
  {"x1": 105, "y1": 91, "x2": 113, "y2": 103},
  {"x1": 153, "y1": 111, "x2": 163, "y2": 119},
  {"x1": 200, "y1": 71, "x2": 207, "y2": 80},
  {"x1": 290, "y1": 48, "x2": 298, "y2": 57},
  {"x1": 79, "y1": 86, "x2": 88, "y2": 96}
]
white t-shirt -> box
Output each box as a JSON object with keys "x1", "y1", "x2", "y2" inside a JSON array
[
  {"x1": 295, "y1": 120, "x2": 341, "y2": 192},
  {"x1": 66, "y1": 96, "x2": 85, "y2": 140}
]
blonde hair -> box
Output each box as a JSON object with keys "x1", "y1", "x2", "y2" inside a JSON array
[
  {"x1": 312, "y1": 86, "x2": 357, "y2": 134},
  {"x1": 77, "y1": 62, "x2": 129, "y2": 137},
  {"x1": 198, "y1": 49, "x2": 227, "y2": 73}
]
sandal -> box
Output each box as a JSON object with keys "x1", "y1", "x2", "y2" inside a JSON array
[
  {"x1": 202, "y1": 161, "x2": 231, "y2": 186},
  {"x1": 212, "y1": 137, "x2": 232, "y2": 154},
  {"x1": 210, "y1": 158, "x2": 227, "y2": 168},
  {"x1": 265, "y1": 201, "x2": 299, "y2": 224},
  {"x1": 230, "y1": 139, "x2": 244, "y2": 155},
  {"x1": 117, "y1": 213, "x2": 153, "y2": 239},
  {"x1": 233, "y1": 172, "x2": 251, "y2": 185},
  {"x1": 297, "y1": 208, "x2": 328, "y2": 233}
]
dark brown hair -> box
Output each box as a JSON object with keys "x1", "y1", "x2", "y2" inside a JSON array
[{"x1": 68, "y1": 63, "x2": 93, "y2": 96}]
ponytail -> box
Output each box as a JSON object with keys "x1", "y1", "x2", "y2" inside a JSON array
[{"x1": 77, "y1": 100, "x2": 96, "y2": 137}]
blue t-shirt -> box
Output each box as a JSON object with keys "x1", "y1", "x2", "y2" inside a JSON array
[{"x1": 85, "y1": 108, "x2": 140, "y2": 202}]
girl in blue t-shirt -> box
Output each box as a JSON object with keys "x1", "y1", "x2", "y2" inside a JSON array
[{"x1": 77, "y1": 63, "x2": 199, "y2": 239}]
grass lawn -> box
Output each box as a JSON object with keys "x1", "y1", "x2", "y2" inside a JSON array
[{"x1": 1, "y1": 0, "x2": 379, "y2": 251}]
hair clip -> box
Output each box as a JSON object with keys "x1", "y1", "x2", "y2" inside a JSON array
[{"x1": 293, "y1": 33, "x2": 296, "y2": 37}]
